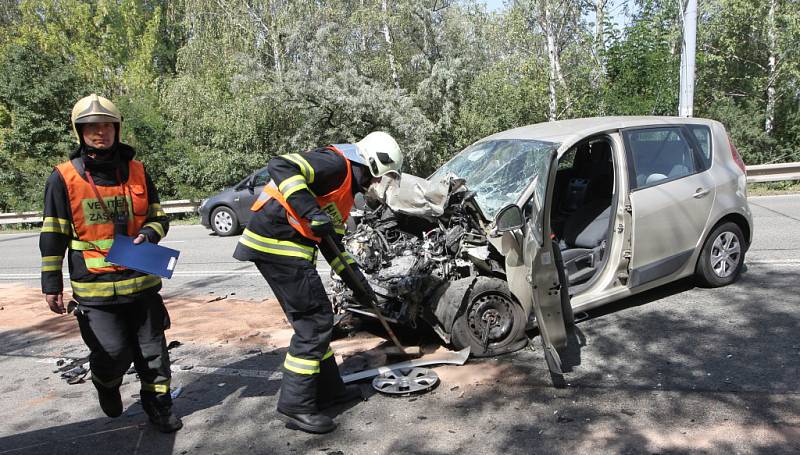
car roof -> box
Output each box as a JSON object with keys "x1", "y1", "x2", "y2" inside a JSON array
[{"x1": 481, "y1": 116, "x2": 719, "y2": 146}]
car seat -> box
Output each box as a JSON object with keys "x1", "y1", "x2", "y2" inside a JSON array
[{"x1": 559, "y1": 198, "x2": 612, "y2": 286}]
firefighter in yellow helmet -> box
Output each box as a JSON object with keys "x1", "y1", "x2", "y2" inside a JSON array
[
  {"x1": 234, "y1": 132, "x2": 403, "y2": 433},
  {"x1": 39, "y1": 94, "x2": 182, "y2": 432}
]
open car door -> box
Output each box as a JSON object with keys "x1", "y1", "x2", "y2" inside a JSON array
[{"x1": 493, "y1": 149, "x2": 569, "y2": 377}]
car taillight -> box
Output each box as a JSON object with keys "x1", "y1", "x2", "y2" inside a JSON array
[{"x1": 728, "y1": 135, "x2": 747, "y2": 174}]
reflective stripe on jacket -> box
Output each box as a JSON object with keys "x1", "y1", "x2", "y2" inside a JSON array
[
  {"x1": 250, "y1": 145, "x2": 355, "y2": 242},
  {"x1": 55, "y1": 159, "x2": 160, "y2": 296}
]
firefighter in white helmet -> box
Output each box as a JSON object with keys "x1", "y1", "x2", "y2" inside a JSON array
[{"x1": 234, "y1": 131, "x2": 402, "y2": 433}]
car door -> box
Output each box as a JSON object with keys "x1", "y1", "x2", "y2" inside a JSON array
[
  {"x1": 493, "y1": 149, "x2": 569, "y2": 375},
  {"x1": 622, "y1": 126, "x2": 716, "y2": 287},
  {"x1": 234, "y1": 167, "x2": 270, "y2": 225}
]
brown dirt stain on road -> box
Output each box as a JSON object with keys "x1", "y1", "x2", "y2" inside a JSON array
[
  {"x1": 1, "y1": 283, "x2": 494, "y2": 388},
  {"x1": 0, "y1": 283, "x2": 389, "y2": 359}
]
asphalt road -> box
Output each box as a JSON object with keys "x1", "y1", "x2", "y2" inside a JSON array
[
  {"x1": 0, "y1": 224, "x2": 296, "y2": 302},
  {"x1": 0, "y1": 194, "x2": 798, "y2": 454}
]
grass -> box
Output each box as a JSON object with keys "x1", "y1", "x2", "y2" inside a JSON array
[{"x1": 747, "y1": 180, "x2": 800, "y2": 196}]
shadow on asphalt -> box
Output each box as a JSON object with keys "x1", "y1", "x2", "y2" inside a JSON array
[
  {"x1": 376, "y1": 267, "x2": 800, "y2": 454},
  {"x1": 1, "y1": 265, "x2": 798, "y2": 453}
]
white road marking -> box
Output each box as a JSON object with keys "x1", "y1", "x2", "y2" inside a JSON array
[
  {"x1": 747, "y1": 259, "x2": 800, "y2": 264},
  {"x1": 28, "y1": 355, "x2": 282, "y2": 380},
  {"x1": 0, "y1": 266, "x2": 332, "y2": 280},
  {"x1": 169, "y1": 364, "x2": 283, "y2": 380}
]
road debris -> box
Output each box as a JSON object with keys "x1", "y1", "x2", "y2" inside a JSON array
[
  {"x1": 167, "y1": 340, "x2": 182, "y2": 350},
  {"x1": 343, "y1": 347, "x2": 469, "y2": 384},
  {"x1": 60, "y1": 365, "x2": 88, "y2": 384},
  {"x1": 372, "y1": 368, "x2": 439, "y2": 395},
  {"x1": 207, "y1": 294, "x2": 228, "y2": 303}
]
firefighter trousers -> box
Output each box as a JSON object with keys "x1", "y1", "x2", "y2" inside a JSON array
[
  {"x1": 255, "y1": 259, "x2": 347, "y2": 414},
  {"x1": 75, "y1": 293, "x2": 172, "y2": 395}
]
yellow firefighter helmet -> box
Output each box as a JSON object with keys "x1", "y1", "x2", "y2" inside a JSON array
[{"x1": 70, "y1": 94, "x2": 122, "y2": 142}]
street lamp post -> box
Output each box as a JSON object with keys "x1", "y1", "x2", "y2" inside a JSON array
[{"x1": 679, "y1": 0, "x2": 697, "y2": 117}]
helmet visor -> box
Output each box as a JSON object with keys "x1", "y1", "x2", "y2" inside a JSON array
[{"x1": 74, "y1": 114, "x2": 120, "y2": 124}]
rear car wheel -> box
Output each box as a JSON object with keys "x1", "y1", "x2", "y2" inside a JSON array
[
  {"x1": 451, "y1": 277, "x2": 527, "y2": 357},
  {"x1": 211, "y1": 206, "x2": 240, "y2": 236},
  {"x1": 695, "y1": 221, "x2": 745, "y2": 287}
]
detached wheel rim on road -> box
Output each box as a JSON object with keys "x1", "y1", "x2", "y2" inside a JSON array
[
  {"x1": 710, "y1": 231, "x2": 741, "y2": 278},
  {"x1": 213, "y1": 210, "x2": 234, "y2": 234}
]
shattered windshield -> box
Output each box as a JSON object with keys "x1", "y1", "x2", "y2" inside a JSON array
[{"x1": 431, "y1": 139, "x2": 559, "y2": 218}]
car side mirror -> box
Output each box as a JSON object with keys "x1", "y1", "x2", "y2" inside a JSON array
[
  {"x1": 494, "y1": 203, "x2": 525, "y2": 233},
  {"x1": 246, "y1": 176, "x2": 256, "y2": 192}
]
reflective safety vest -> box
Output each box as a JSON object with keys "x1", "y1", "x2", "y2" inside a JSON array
[
  {"x1": 251, "y1": 146, "x2": 354, "y2": 242},
  {"x1": 56, "y1": 159, "x2": 150, "y2": 274}
]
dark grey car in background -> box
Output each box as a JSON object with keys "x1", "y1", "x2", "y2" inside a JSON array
[{"x1": 198, "y1": 166, "x2": 270, "y2": 236}]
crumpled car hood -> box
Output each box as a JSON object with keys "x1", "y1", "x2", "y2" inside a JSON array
[{"x1": 366, "y1": 172, "x2": 470, "y2": 222}]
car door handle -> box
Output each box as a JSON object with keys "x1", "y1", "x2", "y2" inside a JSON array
[{"x1": 693, "y1": 188, "x2": 710, "y2": 198}]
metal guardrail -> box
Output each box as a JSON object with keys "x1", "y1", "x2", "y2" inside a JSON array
[
  {"x1": 743, "y1": 162, "x2": 800, "y2": 183},
  {"x1": 2, "y1": 163, "x2": 799, "y2": 226},
  {"x1": 0, "y1": 199, "x2": 202, "y2": 225}
]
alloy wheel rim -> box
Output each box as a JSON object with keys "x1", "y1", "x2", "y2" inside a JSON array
[
  {"x1": 710, "y1": 231, "x2": 741, "y2": 278},
  {"x1": 214, "y1": 211, "x2": 233, "y2": 233}
]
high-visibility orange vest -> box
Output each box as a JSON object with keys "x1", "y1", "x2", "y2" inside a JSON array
[
  {"x1": 56, "y1": 159, "x2": 149, "y2": 273},
  {"x1": 251, "y1": 146, "x2": 354, "y2": 242}
]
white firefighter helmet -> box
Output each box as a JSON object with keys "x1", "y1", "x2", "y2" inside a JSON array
[
  {"x1": 355, "y1": 131, "x2": 403, "y2": 177},
  {"x1": 70, "y1": 94, "x2": 122, "y2": 142}
]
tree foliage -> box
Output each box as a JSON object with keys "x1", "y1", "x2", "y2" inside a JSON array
[{"x1": 1, "y1": 0, "x2": 798, "y2": 211}]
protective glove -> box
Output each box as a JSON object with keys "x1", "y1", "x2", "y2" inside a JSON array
[{"x1": 309, "y1": 211, "x2": 335, "y2": 237}]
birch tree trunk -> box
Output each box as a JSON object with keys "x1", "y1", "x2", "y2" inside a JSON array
[
  {"x1": 382, "y1": 0, "x2": 401, "y2": 91},
  {"x1": 765, "y1": 0, "x2": 777, "y2": 134},
  {"x1": 543, "y1": 0, "x2": 559, "y2": 121},
  {"x1": 269, "y1": 1, "x2": 282, "y2": 80},
  {"x1": 595, "y1": 0, "x2": 607, "y2": 73}
]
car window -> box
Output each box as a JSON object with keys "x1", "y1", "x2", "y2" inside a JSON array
[
  {"x1": 624, "y1": 127, "x2": 698, "y2": 189},
  {"x1": 688, "y1": 125, "x2": 712, "y2": 171},
  {"x1": 253, "y1": 169, "x2": 270, "y2": 187},
  {"x1": 558, "y1": 147, "x2": 576, "y2": 170},
  {"x1": 430, "y1": 139, "x2": 558, "y2": 219}
]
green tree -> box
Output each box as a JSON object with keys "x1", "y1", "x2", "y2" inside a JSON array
[{"x1": 0, "y1": 43, "x2": 87, "y2": 211}]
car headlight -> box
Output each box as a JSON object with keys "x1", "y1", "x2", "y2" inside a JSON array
[{"x1": 199, "y1": 198, "x2": 209, "y2": 210}]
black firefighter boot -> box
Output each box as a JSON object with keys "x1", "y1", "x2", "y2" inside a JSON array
[
  {"x1": 92, "y1": 379, "x2": 123, "y2": 418},
  {"x1": 141, "y1": 390, "x2": 183, "y2": 433},
  {"x1": 317, "y1": 356, "x2": 364, "y2": 410}
]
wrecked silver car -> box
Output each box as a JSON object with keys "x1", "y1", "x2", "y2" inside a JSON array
[
  {"x1": 334, "y1": 117, "x2": 752, "y2": 374},
  {"x1": 332, "y1": 139, "x2": 561, "y2": 358}
]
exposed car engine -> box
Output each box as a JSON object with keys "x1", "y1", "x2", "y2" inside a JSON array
[{"x1": 331, "y1": 174, "x2": 509, "y2": 343}]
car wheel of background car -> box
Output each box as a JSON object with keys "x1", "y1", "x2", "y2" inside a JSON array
[
  {"x1": 695, "y1": 221, "x2": 745, "y2": 287},
  {"x1": 451, "y1": 277, "x2": 527, "y2": 357},
  {"x1": 210, "y1": 206, "x2": 240, "y2": 236}
]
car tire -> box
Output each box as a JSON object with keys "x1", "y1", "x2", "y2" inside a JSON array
[
  {"x1": 695, "y1": 221, "x2": 746, "y2": 287},
  {"x1": 451, "y1": 277, "x2": 528, "y2": 357},
  {"x1": 210, "y1": 206, "x2": 240, "y2": 236}
]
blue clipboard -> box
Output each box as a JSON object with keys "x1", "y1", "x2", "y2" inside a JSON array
[{"x1": 106, "y1": 234, "x2": 180, "y2": 279}]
